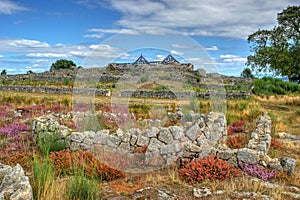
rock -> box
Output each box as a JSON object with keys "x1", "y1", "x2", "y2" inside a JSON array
[
  {"x1": 144, "y1": 127, "x2": 159, "y2": 138},
  {"x1": 158, "y1": 128, "x2": 173, "y2": 144},
  {"x1": 144, "y1": 151, "x2": 165, "y2": 166},
  {"x1": 136, "y1": 135, "x2": 150, "y2": 147},
  {"x1": 185, "y1": 124, "x2": 201, "y2": 141},
  {"x1": 237, "y1": 148, "x2": 258, "y2": 164},
  {"x1": 118, "y1": 142, "x2": 131, "y2": 153},
  {"x1": 280, "y1": 157, "x2": 296, "y2": 175},
  {"x1": 218, "y1": 149, "x2": 236, "y2": 160},
  {"x1": 107, "y1": 135, "x2": 122, "y2": 148},
  {"x1": 0, "y1": 164, "x2": 33, "y2": 200},
  {"x1": 251, "y1": 132, "x2": 259, "y2": 140},
  {"x1": 116, "y1": 128, "x2": 124, "y2": 137},
  {"x1": 68, "y1": 132, "x2": 84, "y2": 143},
  {"x1": 185, "y1": 143, "x2": 202, "y2": 153},
  {"x1": 130, "y1": 135, "x2": 138, "y2": 146},
  {"x1": 168, "y1": 126, "x2": 184, "y2": 140},
  {"x1": 193, "y1": 187, "x2": 212, "y2": 198},
  {"x1": 147, "y1": 138, "x2": 164, "y2": 152},
  {"x1": 196, "y1": 147, "x2": 216, "y2": 158},
  {"x1": 93, "y1": 132, "x2": 108, "y2": 145},
  {"x1": 160, "y1": 141, "x2": 181, "y2": 155},
  {"x1": 120, "y1": 132, "x2": 131, "y2": 143},
  {"x1": 196, "y1": 68, "x2": 207, "y2": 77}
]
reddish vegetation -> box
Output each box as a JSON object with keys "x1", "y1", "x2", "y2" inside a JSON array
[
  {"x1": 133, "y1": 145, "x2": 147, "y2": 153},
  {"x1": 226, "y1": 134, "x2": 249, "y2": 149},
  {"x1": 179, "y1": 155, "x2": 242, "y2": 184},
  {"x1": 50, "y1": 150, "x2": 125, "y2": 181},
  {"x1": 270, "y1": 138, "x2": 282, "y2": 150},
  {"x1": 228, "y1": 120, "x2": 245, "y2": 135}
]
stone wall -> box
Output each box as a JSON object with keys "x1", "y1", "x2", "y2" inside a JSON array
[
  {"x1": 32, "y1": 112, "x2": 296, "y2": 174},
  {"x1": 0, "y1": 84, "x2": 249, "y2": 99}
]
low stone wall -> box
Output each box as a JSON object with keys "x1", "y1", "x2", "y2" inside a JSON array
[
  {"x1": 32, "y1": 111, "x2": 296, "y2": 174},
  {"x1": 0, "y1": 84, "x2": 249, "y2": 99}
]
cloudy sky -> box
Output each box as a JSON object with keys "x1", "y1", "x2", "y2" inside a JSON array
[{"x1": 0, "y1": 0, "x2": 298, "y2": 75}]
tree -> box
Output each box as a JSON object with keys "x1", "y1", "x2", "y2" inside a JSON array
[
  {"x1": 246, "y1": 6, "x2": 300, "y2": 83},
  {"x1": 50, "y1": 59, "x2": 76, "y2": 72},
  {"x1": 1, "y1": 69, "x2": 7, "y2": 75},
  {"x1": 240, "y1": 68, "x2": 254, "y2": 78}
]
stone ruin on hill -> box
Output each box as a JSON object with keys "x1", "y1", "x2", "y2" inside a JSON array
[{"x1": 32, "y1": 111, "x2": 296, "y2": 174}]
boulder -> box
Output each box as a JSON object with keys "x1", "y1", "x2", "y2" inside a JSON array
[
  {"x1": 158, "y1": 128, "x2": 173, "y2": 144},
  {"x1": 280, "y1": 157, "x2": 296, "y2": 175},
  {"x1": 0, "y1": 164, "x2": 33, "y2": 200},
  {"x1": 237, "y1": 148, "x2": 258, "y2": 164}
]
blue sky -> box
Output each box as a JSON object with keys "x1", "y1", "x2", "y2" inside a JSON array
[{"x1": 0, "y1": 0, "x2": 298, "y2": 76}]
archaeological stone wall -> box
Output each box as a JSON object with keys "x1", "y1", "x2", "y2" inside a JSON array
[
  {"x1": 0, "y1": 84, "x2": 249, "y2": 99},
  {"x1": 32, "y1": 111, "x2": 296, "y2": 174}
]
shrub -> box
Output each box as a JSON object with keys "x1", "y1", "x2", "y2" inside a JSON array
[
  {"x1": 0, "y1": 122, "x2": 30, "y2": 137},
  {"x1": 228, "y1": 120, "x2": 245, "y2": 135},
  {"x1": 37, "y1": 133, "x2": 67, "y2": 157},
  {"x1": 179, "y1": 155, "x2": 241, "y2": 184},
  {"x1": 270, "y1": 138, "x2": 282, "y2": 150},
  {"x1": 66, "y1": 171, "x2": 100, "y2": 200},
  {"x1": 238, "y1": 162, "x2": 278, "y2": 181},
  {"x1": 33, "y1": 157, "x2": 55, "y2": 200},
  {"x1": 50, "y1": 150, "x2": 125, "y2": 181},
  {"x1": 253, "y1": 77, "x2": 300, "y2": 96},
  {"x1": 226, "y1": 134, "x2": 249, "y2": 149}
]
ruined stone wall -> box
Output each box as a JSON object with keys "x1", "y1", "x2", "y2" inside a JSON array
[{"x1": 32, "y1": 112, "x2": 296, "y2": 174}]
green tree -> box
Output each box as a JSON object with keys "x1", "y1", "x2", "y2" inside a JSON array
[
  {"x1": 240, "y1": 68, "x2": 254, "y2": 78},
  {"x1": 246, "y1": 6, "x2": 300, "y2": 83},
  {"x1": 50, "y1": 59, "x2": 76, "y2": 72},
  {"x1": 1, "y1": 69, "x2": 7, "y2": 75}
]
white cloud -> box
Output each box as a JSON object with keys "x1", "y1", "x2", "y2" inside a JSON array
[
  {"x1": 83, "y1": 33, "x2": 104, "y2": 39},
  {"x1": 170, "y1": 50, "x2": 184, "y2": 56},
  {"x1": 204, "y1": 46, "x2": 218, "y2": 51},
  {"x1": 105, "y1": 0, "x2": 298, "y2": 39},
  {"x1": 156, "y1": 54, "x2": 165, "y2": 61},
  {"x1": 0, "y1": 0, "x2": 28, "y2": 14},
  {"x1": 26, "y1": 53, "x2": 68, "y2": 58},
  {"x1": 219, "y1": 54, "x2": 247, "y2": 65},
  {"x1": 87, "y1": 28, "x2": 139, "y2": 35},
  {"x1": 0, "y1": 55, "x2": 3, "y2": 58}
]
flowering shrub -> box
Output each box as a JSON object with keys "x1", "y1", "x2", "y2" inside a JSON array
[
  {"x1": 228, "y1": 120, "x2": 245, "y2": 135},
  {"x1": 0, "y1": 123, "x2": 30, "y2": 137},
  {"x1": 226, "y1": 134, "x2": 249, "y2": 149},
  {"x1": 50, "y1": 150, "x2": 125, "y2": 181},
  {"x1": 179, "y1": 155, "x2": 241, "y2": 184},
  {"x1": 238, "y1": 161, "x2": 278, "y2": 181}
]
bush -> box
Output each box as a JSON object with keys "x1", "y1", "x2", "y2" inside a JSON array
[
  {"x1": 50, "y1": 150, "x2": 125, "y2": 181},
  {"x1": 227, "y1": 120, "x2": 245, "y2": 135},
  {"x1": 226, "y1": 134, "x2": 249, "y2": 149},
  {"x1": 253, "y1": 77, "x2": 300, "y2": 96},
  {"x1": 179, "y1": 155, "x2": 241, "y2": 184},
  {"x1": 66, "y1": 171, "x2": 100, "y2": 200},
  {"x1": 50, "y1": 59, "x2": 76, "y2": 72},
  {"x1": 238, "y1": 162, "x2": 278, "y2": 181},
  {"x1": 37, "y1": 133, "x2": 67, "y2": 157}
]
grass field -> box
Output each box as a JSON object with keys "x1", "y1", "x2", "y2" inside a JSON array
[{"x1": 0, "y1": 90, "x2": 299, "y2": 199}]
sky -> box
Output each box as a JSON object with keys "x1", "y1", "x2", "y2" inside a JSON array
[{"x1": 0, "y1": 0, "x2": 299, "y2": 76}]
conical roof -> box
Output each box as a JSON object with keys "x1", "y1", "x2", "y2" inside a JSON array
[
  {"x1": 162, "y1": 55, "x2": 179, "y2": 64},
  {"x1": 133, "y1": 54, "x2": 149, "y2": 64}
]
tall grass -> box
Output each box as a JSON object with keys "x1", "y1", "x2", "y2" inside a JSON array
[
  {"x1": 33, "y1": 157, "x2": 55, "y2": 200},
  {"x1": 37, "y1": 133, "x2": 67, "y2": 157},
  {"x1": 66, "y1": 171, "x2": 100, "y2": 200}
]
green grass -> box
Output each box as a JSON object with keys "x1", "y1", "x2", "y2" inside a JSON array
[
  {"x1": 33, "y1": 157, "x2": 55, "y2": 200},
  {"x1": 66, "y1": 171, "x2": 100, "y2": 200},
  {"x1": 253, "y1": 77, "x2": 300, "y2": 96},
  {"x1": 38, "y1": 132, "x2": 68, "y2": 157}
]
